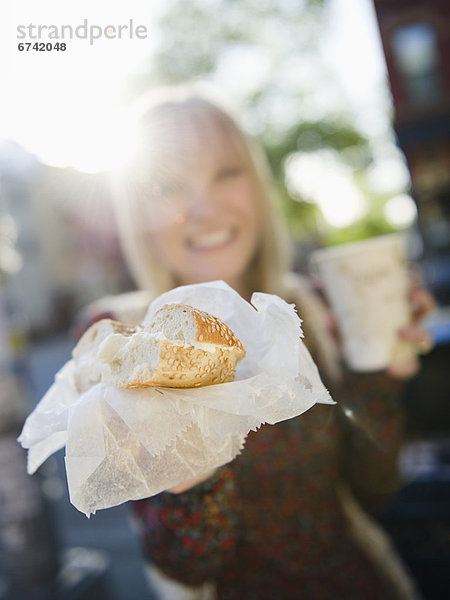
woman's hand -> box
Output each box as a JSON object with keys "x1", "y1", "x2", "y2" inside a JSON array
[
  {"x1": 166, "y1": 469, "x2": 217, "y2": 494},
  {"x1": 386, "y1": 277, "x2": 436, "y2": 380}
]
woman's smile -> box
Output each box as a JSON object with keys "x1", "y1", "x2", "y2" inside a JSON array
[{"x1": 186, "y1": 227, "x2": 238, "y2": 252}]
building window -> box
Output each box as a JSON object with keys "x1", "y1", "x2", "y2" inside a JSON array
[{"x1": 391, "y1": 22, "x2": 442, "y2": 105}]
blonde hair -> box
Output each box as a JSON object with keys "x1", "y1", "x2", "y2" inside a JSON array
[{"x1": 111, "y1": 84, "x2": 293, "y2": 297}]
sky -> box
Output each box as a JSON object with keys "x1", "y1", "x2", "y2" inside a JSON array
[
  {"x1": 0, "y1": 0, "x2": 163, "y2": 172},
  {"x1": 0, "y1": 0, "x2": 389, "y2": 172},
  {"x1": 321, "y1": 0, "x2": 390, "y2": 137},
  {"x1": 0, "y1": 0, "x2": 415, "y2": 228}
]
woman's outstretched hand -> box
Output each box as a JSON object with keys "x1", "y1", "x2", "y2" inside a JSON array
[
  {"x1": 386, "y1": 277, "x2": 436, "y2": 380},
  {"x1": 166, "y1": 469, "x2": 217, "y2": 494}
]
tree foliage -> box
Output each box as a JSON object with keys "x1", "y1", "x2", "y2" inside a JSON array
[
  {"x1": 132, "y1": 0, "x2": 398, "y2": 245},
  {"x1": 146, "y1": 0, "x2": 328, "y2": 85}
]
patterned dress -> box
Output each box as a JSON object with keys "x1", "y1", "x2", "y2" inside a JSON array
[{"x1": 132, "y1": 372, "x2": 408, "y2": 599}]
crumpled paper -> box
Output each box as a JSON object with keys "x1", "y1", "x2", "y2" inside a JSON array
[{"x1": 19, "y1": 281, "x2": 334, "y2": 516}]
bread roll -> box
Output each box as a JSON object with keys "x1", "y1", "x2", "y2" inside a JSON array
[{"x1": 73, "y1": 304, "x2": 245, "y2": 392}]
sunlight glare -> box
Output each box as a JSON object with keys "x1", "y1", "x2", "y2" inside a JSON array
[
  {"x1": 366, "y1": 154, "x2": 411, "y2": 195},
  {"x1": 1, "y1": 0, "x2": 160, "y2": 173},
  {"x1": 384, "y1": 194, "x2": 417, "y2": 228},
  {"x1": 285, "y1": 149, "x2": 366, "y2": 228},
  {"x1": 0, "y1": 76, "x2": 143, "y2": 173}
]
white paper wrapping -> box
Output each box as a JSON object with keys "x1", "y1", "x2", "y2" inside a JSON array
[{"x1": 18, "y1": 281, "x2": 334, "y2": 516}]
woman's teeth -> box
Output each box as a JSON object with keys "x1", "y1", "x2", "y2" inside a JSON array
[{"x1": 190, "y1": 229, "x2": 234, "y2": 249}]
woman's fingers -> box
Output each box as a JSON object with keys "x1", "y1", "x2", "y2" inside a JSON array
[
  {"x1": 409, "y1": 286, "x2": 436, "y2": 322},
  {"x1": 166, "y1": 469, "x2": 217, "y2": 494},
  {"x1": 398, "y1": 324, "x2": 435, "y2": 354},
  {"x1": 387, "y1": 323, "x2": 434, "y2": 378},
  {"x1": 386, "y1": 356, "x2": 420, "y2": 379},
  {"x1": 386, "y1": 319, "x2": 435, "y2": 380},
  {"x1": 408, "y1": 271, "x2": 436, "y2": 320}
]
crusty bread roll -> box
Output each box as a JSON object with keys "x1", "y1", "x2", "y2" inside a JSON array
[{"x1": 73, "y1": 304, "x2": 245, "y2": 393}]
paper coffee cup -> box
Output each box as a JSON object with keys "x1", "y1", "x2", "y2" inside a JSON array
[{"x1": 312, "y1": 234, "x2": 414, "y2": 372}]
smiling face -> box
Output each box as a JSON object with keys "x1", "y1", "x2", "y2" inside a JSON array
[{"x1": 137, "y1": 104, "x2": 263, "y2": 295}]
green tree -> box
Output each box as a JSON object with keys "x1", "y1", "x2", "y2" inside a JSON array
[{"x1": 132, "y1": 0, "x2": 399, "y2": 245}]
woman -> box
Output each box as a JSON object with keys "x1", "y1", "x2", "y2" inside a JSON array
[{"x1": 80, "y1": 85, "x2": 433, "y2": 599}]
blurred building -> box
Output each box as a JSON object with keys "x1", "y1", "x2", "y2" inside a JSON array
[
  {"x1": 373, "y1": 0, "x2": 450, "y2": 303},
  {"x1": 0, "y1": 141, "x2": 130, "y2": 337}
]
